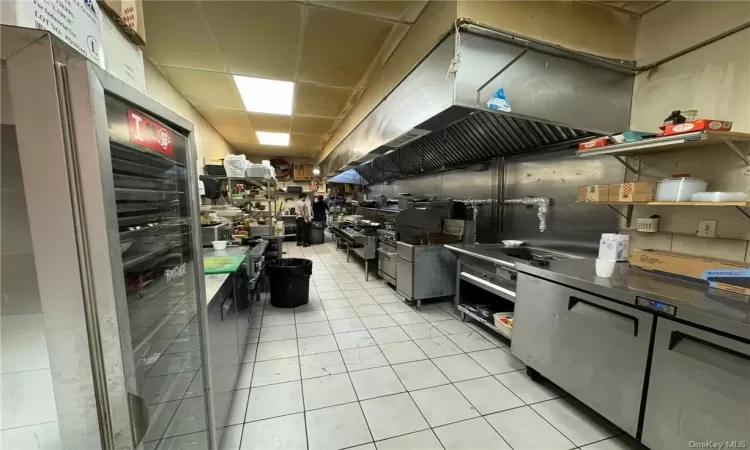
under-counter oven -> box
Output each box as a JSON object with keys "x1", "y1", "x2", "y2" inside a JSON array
[
  {"x1": 512, "y1": 273, "x2": 654, "y2": 438},
  {"x1": 377, "y1": 229, "x2": 397, "y2": 285},
  {"x1": 641, "y1": 318, "x2": 750, "y2": 449}
]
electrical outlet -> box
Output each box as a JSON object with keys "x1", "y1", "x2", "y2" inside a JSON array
[{"x1": 697, "y1": 220, "x2": 717, "y2": 238}]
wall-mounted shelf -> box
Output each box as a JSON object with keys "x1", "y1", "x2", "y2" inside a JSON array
[
  {"x1": 577, "y1": 201, "x2": 750, "y2": 223},
  {"x1": 581, "y1": 201, "x2": 750, "y2": 207},
  {"x1": 576, "y1": 131, "x2": 750, "y2": 175}
]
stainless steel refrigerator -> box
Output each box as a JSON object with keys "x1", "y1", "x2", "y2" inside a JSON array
[{"x1": 3, "y1": 26, "x2": 217, "y2": 449}]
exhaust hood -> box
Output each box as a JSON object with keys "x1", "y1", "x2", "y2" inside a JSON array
[{"x1": 321, "y1": 24, "x2": 634, "y2": 180}]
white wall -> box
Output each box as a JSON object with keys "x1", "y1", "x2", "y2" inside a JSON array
[{"x1": 625, "y1": 2, "x2": 750, "y2": 263}]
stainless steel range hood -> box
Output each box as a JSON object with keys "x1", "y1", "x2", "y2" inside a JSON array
[{"x1": 321, "y1": 25, "x2": 634, "y2": 180}]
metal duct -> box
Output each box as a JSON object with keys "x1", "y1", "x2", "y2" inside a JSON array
[{"x1": 321, "y1": 24, "x2": 633, "y2": 179}]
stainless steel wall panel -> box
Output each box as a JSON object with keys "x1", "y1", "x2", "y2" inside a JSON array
[
  {"x1": 454, "y1": 32, "x2": 633, "y2": 135},
  {"x1": 367, "y1": 150, "x2": 620, "y2": 249},
  {"x1": 322, "y1": 27, "x2": 634, "y2": 178},
  {"x1": 501, "y1": 150, "x2": 623, "y2": 251}
]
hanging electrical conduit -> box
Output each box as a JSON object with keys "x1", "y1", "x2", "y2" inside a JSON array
[{"x1": 459, "y1": 197, "x2": 551, "y2": 235}]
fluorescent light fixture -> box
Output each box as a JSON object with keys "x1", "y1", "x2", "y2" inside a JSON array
[
  {"x1": 233, "y1": 75, "x2": 294, "y2": 115},
  {"x1": 312, "y1": 168, "x2": 321, "y2": 176},
  {"x1": 256, "y1": 132, "x2": 290, "y2": 146}
]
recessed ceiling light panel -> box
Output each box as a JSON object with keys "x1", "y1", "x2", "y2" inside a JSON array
[
  {"x1": 233, "y1": 75, "x2": 294, "y2": 115},
  {"x1": 256, "y1": 131, "x2": 290, "y2": 146}
]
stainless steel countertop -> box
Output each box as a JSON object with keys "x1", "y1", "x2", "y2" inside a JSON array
[
  {"x1": 203, "y1": 245, "x2": 249, "y2": 303},
  {"x1": 445, "y1": 243, "x2": 586, "y2": 267},
  {"x1": 516, "y1": 258, "x2": 750, "y2": 338}
]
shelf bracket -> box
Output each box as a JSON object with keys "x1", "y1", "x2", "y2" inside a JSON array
[
  {"x1": 607, "y1": 204, "x2": 634, "y2": 227},
  {"x1": 613, "y1": 156, "x2": 639, "y2": 175},
  {"x1": 735, "y1": 206, "x2": 750, "y2": 221},
  {"x1": 721, "y1": 138, "x2": 750, "y2": 166}
]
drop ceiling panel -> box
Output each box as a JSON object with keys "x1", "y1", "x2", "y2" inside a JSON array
[
  {"x1": 142, "y1": 1, "x2": 226, "y2": 72},
  {"x1": 290, "y1": 133, "x2": 326, "y2": 150},
  {"x1": 294, "y1": 83, "x2": 354, "y2": 117},
  {"x1": 159, "y1": 66, "x2": 243, "y2": 110},
  {"x1": 200, "y1": 1, "x2": 302, "y2": 80},
  {"x1": 298, "y1": 7, "x2": 395, "y2": 87},
  {"x1": 143, "y1": 0, "x2": 420, "y2": 159},
  {"x1": 309, "y1": 1, "x2": 428, "y2": 22},
  {"x1": 247, "y1": 113, "x2": 292, "y2": 133},
  {"x1": 197, "y1": 107, "x2": 252, "y2": 130},
  {"x1": 291, "y1": 116, "x2": 336, "y2": 136},
  {"x1": 587, "y1": 0, "x2": 666, "y2": 15},
  {"x1": 215, "y1": 127, "x2": 258, "y2": 147}
]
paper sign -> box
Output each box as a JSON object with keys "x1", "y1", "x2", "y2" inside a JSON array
[
  {"x1": 128, "y1": 109, "x2": 174, "y2": 157},
  {"x1": 15, "y1": 0, "x2": 105, "y2": 67}
]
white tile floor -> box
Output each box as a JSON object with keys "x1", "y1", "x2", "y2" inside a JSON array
[{"x1": 213, "y1": 239, "x2": 646, "y2": 450}]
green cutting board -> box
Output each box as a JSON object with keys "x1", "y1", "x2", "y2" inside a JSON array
[{"x1": 204, "y1": 255, "x2": 245, "y2": 274}]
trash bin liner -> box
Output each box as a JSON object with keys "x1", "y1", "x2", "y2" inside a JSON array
[
  {"x1": 309, "y1": 221, "x2": 326, "y2": 245},
  {"x1": 266, "y1": 258, "x2": 313, "y2": 308}
]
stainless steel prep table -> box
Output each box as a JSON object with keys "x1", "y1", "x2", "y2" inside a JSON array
[{"x1": 512, "y1": 257, "x2": 750, "y2": 447}]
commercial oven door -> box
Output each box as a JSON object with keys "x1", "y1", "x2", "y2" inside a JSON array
[
  {"x1": 512, "y1": 273, "x2": 654, "y2": 437},
  {"x1": 377, "y1": 247, "x2": 397, "y2": 283},
  {"x1": 642, "y1": 319, "x2": 750, "y2": 449},
  {"x1": 396, "y1": 256, "x2": 413, "y2": 298}
]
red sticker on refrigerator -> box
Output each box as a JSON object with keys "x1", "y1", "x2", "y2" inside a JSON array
[{"x1": 128, "y1": 109, "x2": 174, "y2": 156}]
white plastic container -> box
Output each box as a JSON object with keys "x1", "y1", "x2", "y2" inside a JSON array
[
  {"x1": 655, "y1": 177, "x2": 708, "y2": 202},
  {"x1": 595, "y1": 258, "x2": 616, "y2": 278},
  {"x1": 598, "y1": 233, "x2": 630, "y2": 261},
  {"x1": 689, "y1": 192, "x2": 749, "y2": 202},
  {"x1": 636, "y1": 217, "x2": 659, "y2": 233},
  {"x1": 212, "y1": 241, "x2": 227, "y2": 250}
]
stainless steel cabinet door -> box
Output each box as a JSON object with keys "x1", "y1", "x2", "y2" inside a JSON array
[
  {"x1": 642, "y1": 319, "x2": 750, "y2": 449},
  {"x1": 396, "y1": 257, "x2": 413, "y2": 298},
  {"x1": 511, "y1": 273, "x2": 654, "y2": 437},
  {"x1": 377, "y1": 248, "x2": 397, "y2": 280}
]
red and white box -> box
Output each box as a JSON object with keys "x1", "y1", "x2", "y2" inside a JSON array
[
  {"x1": 578, "y1": 137, "x2": 611, "y2": 151},
  {"x1": 662, "y1": 119, "x2": 733, "y2": 136}
]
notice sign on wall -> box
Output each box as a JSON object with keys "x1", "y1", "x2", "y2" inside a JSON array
[{"x1": 16, "y1": 0, "x2": 105, "y2": 67}]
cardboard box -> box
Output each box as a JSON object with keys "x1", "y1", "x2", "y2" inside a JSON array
[
  {"x1": 629, "y1": 249, "x2": 750, "y2": 296},
  {"x1": 608, "y1": 182, "x2": 657, "y2": 203},
  {"x1": 578, "y1": 137, "x2": 611, "y2": 151},
  {"x1": 293, "y1": 164, "x2": 314, "y2": 181},
  {"x1": 99, "y1": 0, "x2": 145, "y2": 45},
  {"x1": 577, "y1": 185, "x2": 609, "y2": 203},
  {"x1": 662, "y1": 119, "x2": 733, "y2": 136}
]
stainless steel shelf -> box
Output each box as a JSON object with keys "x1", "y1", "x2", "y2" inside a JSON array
[
  {"x1": 122, "y1": 244, "x2": 174, "y2": 270},
  {"x1": 115, "y1": 188, "x2": 180, "y2": 202},
  {"x1": 457, "y1": 304, "x2": 512, "y2": 341},
  {"x1": 576, "y1": 130, "x2": 750, "y2": 166}
]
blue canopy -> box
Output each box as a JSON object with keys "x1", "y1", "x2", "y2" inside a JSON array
[{"x1": 327, "y1": 169, "x2": 367, "y2": 185}]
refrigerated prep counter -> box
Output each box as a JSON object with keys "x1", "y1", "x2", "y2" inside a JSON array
[{"x1": 511, "y1": 258, "x2": 750, "y2": 449}]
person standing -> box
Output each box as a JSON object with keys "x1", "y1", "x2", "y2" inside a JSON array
[
  {"x1": 295, "y1": 193, "x2": 311, "y2": 247},
  {"x1": 312, "y1": 194, "x2": 329, "y2": 222}
]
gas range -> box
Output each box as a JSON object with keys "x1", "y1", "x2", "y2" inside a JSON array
[{"x1": 377, "y1": 229, "x2": 396, "y2": 247}]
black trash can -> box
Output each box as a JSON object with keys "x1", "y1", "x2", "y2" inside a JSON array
[
  {"x1": 309, "y1": 221, "x2": 326, "y2": 245},
  {"x1": 266, "y1": 258, "x2": 313, "y2": 308}
]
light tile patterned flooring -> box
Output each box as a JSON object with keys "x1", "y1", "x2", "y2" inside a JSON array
[{"x1": 217, "y1": 240, "x2": 645, "y2": 450}]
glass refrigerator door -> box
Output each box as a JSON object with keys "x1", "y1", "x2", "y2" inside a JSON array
[
  {"x1": 104, "y1": 96, "x2": 212, "y2": 449},
  {"x1": 5, "y1": 28, "x2": 213, "y2": 449}
]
